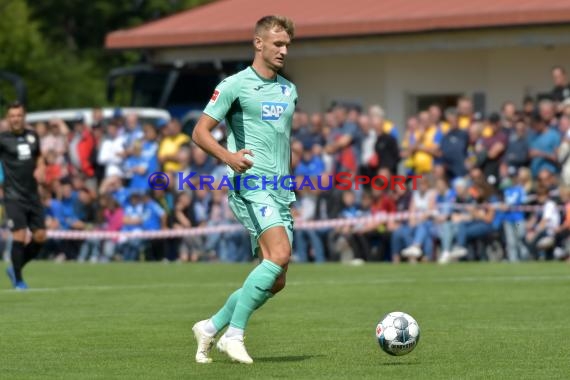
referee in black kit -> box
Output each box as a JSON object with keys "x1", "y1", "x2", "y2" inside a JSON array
[{"x1": 2, "y1": 101, "x2": 47, "y2": 290}]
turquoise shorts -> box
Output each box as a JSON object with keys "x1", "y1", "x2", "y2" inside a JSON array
[{"x1": 228, "y1": 191, "x2": 294, "y2": 257}]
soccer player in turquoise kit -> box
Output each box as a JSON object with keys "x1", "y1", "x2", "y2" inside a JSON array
[{"x1": 191, "y1": 15, "x2": 297, "y2": 364}]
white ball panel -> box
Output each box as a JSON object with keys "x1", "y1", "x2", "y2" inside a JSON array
[
  {"x1": 383, "y1": 326, "x2": 397, "y2": 341},
  {"x1": 404, "y1": 313, "x2": 417, "y2": 325},
  {"x1": 382, "y1": 316, "x2": 395, "y2": 327},
  {"x1": 408, "y1": 323, "x2": 419, "y2": 338}
]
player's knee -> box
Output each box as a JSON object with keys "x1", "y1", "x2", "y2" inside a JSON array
[
  {"x1": 268, "y1": 244, "x2": 290, "y2": 267},
  {"x1": 259, "y1": 227, "x2": 291, "y2": 266},
  {"x1": 33, "y1": 230, "x2": 47, "y2": 243},
  {"x1": 12, "y1": 229, "x2": 27, "y2": 242}
]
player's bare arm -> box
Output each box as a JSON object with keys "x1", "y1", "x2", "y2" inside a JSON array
[
  {"x1": 325, "y1": 134, "x2": 352, "y2": 154},
  {"x1": 192, "y1": 114, "x2": 254, "y2": 174},
  {"x1": 34, "y1": 153, "x2": 46, "y2": 183}
]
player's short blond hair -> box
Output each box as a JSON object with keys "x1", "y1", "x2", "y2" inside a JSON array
[{"x1": 255, "y1": 15, "x2": 295, "y2": 39}]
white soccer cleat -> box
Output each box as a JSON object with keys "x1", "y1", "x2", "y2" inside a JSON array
[
  {"x1": 216, "y1": 335, "x2": 253, "y2": 364},
  {"x1": 401, "y1": 245, "x2": 422, "y2": 258},
  {"x1": 438, "y1": 251, "x2": 452, "y2": 264},
  {"x1": 536, "y1": 236, "x2": 555, "y2": 250},
  {"x1": 450, "y1": 246, "x2": 468, "y2": 259},
  {"x1": 192, "y1": 320, "x2": 215, "y2": 364}
]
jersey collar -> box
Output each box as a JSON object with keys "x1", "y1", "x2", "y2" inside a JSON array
[
  {"x1": 249, "y1": 66, "x2": 277, "y2": 83},
  {"x1": 10, "y1": 128, "x2": 26, "y2": 136}
]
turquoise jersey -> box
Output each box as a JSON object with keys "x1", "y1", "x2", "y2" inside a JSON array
[{"x1": 203, "y1": 66, "x2": 298, "y2": 205}]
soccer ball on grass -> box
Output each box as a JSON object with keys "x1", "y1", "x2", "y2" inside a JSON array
[{"x1": 375, "y1": 311, "x2": 420, "y2": 356}]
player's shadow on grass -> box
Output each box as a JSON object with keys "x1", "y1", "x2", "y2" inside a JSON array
[{"x1": 255, "y1": 354, "x2": 320, "y2": 363}]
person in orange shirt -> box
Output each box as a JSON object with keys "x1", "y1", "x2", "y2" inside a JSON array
[
  {"x1": 400, "y1": 116, "x2": 420, "y2": 175},
  {"x1": 428, "y1": 104, "x2": 449, "y2": 176},
  {"x1": 403, "y1": 111, "x2": 443, "y2": 175}
]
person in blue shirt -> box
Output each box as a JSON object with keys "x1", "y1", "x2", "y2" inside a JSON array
[
  {"x1": 141, "y1": 124, "x2": 159, "y2": 161},
  {"x1": 142, "y1": 193, "x2": 166, "y2": 231},
  {"x1": 48, "y1": 180, "x2": 85, "y2": 261},
  {"x1": 119, "y1": 191, "x2": 145, "y2": 261},
  {"x1": 100, "y1": 176, "x2": 131, "y2": 208},
  {"x1": 42, "y1": 195, "x2": 62, "y2": 260},
  {"x1": 294, "y1": 145, "x2": 325, "y2": 177},
  {"x1": 501, "y1": 167, "x2": 529, "y2": 262},
  {"x1": 124, "y1": 140, "x2": 159, "y2": 192},
  {"x1": 54, "y1": 181, "x2": 82, "y2": 231},
  {"x1": 122, "y1": 113, "x2": 144, "y2": 154},
  {"x1": 528, "y1": 112, "x2": 561, "y2": 178}
]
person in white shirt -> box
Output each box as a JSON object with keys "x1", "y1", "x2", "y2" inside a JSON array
[
  {"x1": 525, "y1": 185, "x2": 561, "y2": 259},
  {"x1": 97, "y1": 123, "x2": 126, "y2": 179}
]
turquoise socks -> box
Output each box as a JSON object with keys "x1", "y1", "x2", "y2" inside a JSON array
[
  {"x1": 210, "y1": 259, "x2": 281, "y2": 333},
  {"x1": 211, "y1": 288, "x2": 243, "y2": 331},
  {"x1": 229, "y1": 259, "x2": 283, "y2": 330}
]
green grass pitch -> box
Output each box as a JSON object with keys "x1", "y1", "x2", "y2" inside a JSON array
[{"x1": 1, "y1": 262, "x2": 569, "y2": 379}]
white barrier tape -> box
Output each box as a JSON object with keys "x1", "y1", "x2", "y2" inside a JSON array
[
  {"x1": 45, "y1": 211, "x2": 422, "y2": 240},
  {"x1": 42, "y1": 201, "x2": 562, "y2": 240},
  {"x1": 449, "y1": 203, "x2": 567, "y2": 212}
]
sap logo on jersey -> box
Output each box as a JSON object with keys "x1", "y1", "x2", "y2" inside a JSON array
[{"x1": 261, "y1": 102, "x2": 288, "y2": 121}]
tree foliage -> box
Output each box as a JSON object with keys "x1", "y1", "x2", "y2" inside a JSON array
[
  {"x1": 28, "y1": 0, "x2": 213, "y2": 54},
  {"x1": 0, "y1": 0, "x2": 213, "y2": 111}
]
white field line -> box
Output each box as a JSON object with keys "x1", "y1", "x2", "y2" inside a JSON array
[{"x1": 1, "y1": 274, "x2": 569, "y2": 294}]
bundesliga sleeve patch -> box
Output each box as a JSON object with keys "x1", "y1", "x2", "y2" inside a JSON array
[{"x1": 210, "y1": 89, "x2": 220, "y2": 103}]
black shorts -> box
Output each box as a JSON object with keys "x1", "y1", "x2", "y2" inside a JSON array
[{"x1": 5, "y1": 198, "x2": 45, "y2": 231}]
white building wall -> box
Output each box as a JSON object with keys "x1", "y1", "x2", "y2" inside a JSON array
[
  {"x1": 285, "y1": 54, "x2": 386, "y2": 114},
  {"x1": 382, "y1": 50, "x2": 487, "y2": 130},
  {"x1": 486, "y1": 46, "x2": 570, "y2": 108},
  {"x1": 285, "y1": 46, "x2": 570, "y2": 135},
  {"x1": 153, "y1": 26, "x2": 570, "y2": 134}
]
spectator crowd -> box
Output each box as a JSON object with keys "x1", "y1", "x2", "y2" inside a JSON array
[{"x1": 2, "y1": 66, "x2": 570, "y2": 264}]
